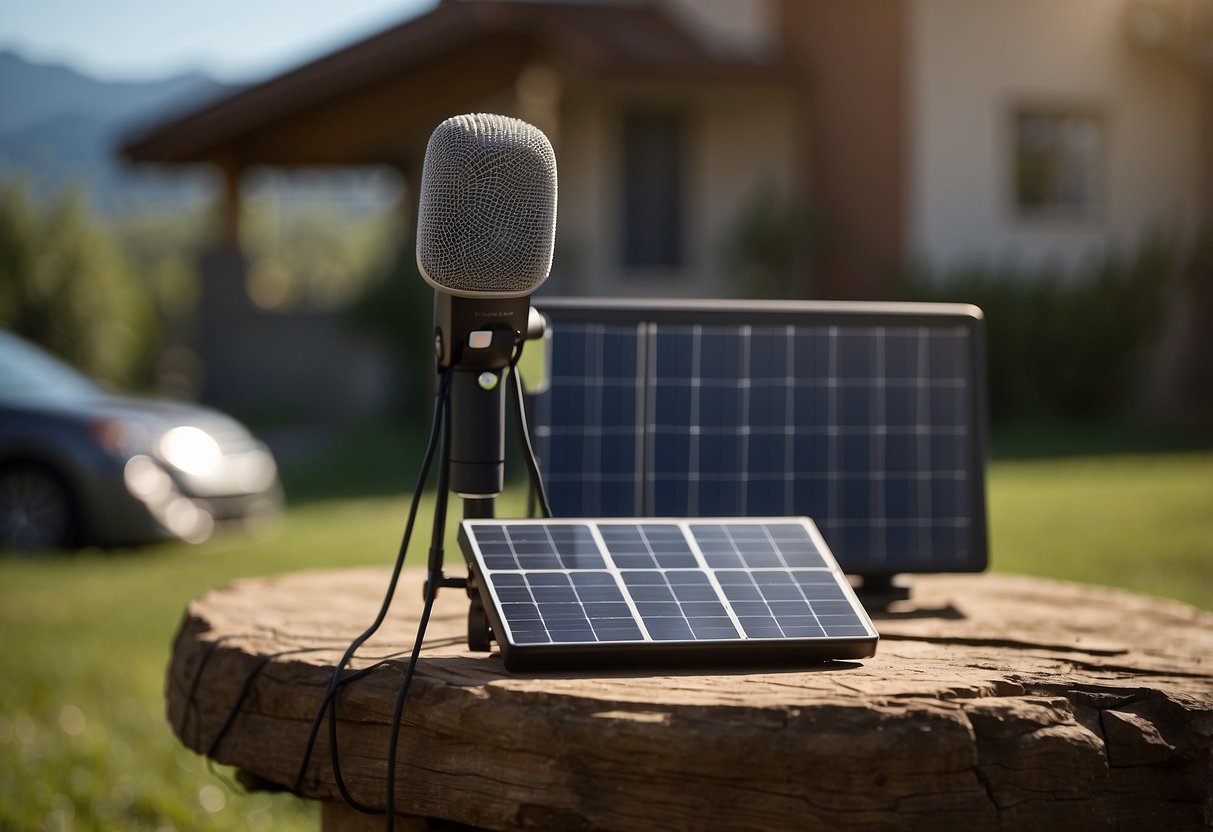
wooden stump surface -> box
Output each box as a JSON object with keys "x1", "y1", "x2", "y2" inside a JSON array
[{"x1": 167, "y1": 568, "x2": 1213, "y2": 831}]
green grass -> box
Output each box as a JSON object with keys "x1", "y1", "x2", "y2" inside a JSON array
[
  {"x1": 0, "y1": 486, "x2": 528, "y2": 832},
  {"x1": 988, "y1": 451, "x2": 1213, "y2": 609},
  {"x1": 1, "y1": 449, "x2": 1210, "y2": 830}
]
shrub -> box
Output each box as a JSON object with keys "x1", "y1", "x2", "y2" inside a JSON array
[
  {"x1": 1178, "y1": 227, "x2": 1213, "y2": 420},
  {"x1": 349, "y1": 234, "x2": 435, "y2": 423},
  {"x1": 0, "y1": 180, "x2": 156, "y2": 386},
  {"x1": 723, "y1": 183, "x2": 822, "y2": 299},
  {"x1": 899, "y1": 234, "x2": 1177, "y2": 425}
]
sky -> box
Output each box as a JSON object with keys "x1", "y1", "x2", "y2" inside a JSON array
[{"x1": 0, "y1": 0, "x2": 435, "y2": 82}]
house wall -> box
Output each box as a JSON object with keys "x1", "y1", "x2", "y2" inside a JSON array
[
  {"x1": 909, "y1": 0, "x2": 1209, "y2": 273},
  {"x1": 780, "y1": 0, "x2": 908, "y2": 299},
  {"x1": 550, "y1": 80, "x2": 803, "y2": 298},
  {"x1": 658, "y1": 0, "x2": 779, "y2": 58}
]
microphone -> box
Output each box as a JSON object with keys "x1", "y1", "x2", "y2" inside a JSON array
[{"x1": 416, "y1": 113, "x2": 557, "y2": 498}]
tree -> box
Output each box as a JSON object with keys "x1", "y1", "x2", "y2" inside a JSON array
[{"x1": 0, "y1": 179, "x2": 155, "y2": 386}]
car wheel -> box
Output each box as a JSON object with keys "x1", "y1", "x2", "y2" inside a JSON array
[{"x1": 0, "y1": 463, "x2": 78, "y2": 552}]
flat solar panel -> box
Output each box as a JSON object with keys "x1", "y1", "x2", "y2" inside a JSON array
[
  {"x1": 459, "y1": 517, "x2": 878, "y2": 671},
  {"x1": 530, "y1": 299, "x2": 988, "y2": 578}
]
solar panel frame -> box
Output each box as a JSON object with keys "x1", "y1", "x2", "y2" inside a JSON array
[
  {"x1": 460, "y1": 516, "x2": 879, "y2": 671},
  {"x1": 529, "y1": 298, "x2": 990, "y2": 578}
]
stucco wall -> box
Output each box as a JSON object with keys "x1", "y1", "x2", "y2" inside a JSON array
[
  {"x1": 909, "y1": 0, "x2": 1208, "y2": 273},
  {"x1": 659, "y1": 0, "x2": 779, "y2": 58},
  {"x1": 552, "y1": 80, "x2": 802, "y2": 298}
]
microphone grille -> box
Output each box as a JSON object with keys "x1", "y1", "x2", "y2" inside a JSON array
[{"x1": 416, "y1": 113, "x2": 558, "y2": 297}]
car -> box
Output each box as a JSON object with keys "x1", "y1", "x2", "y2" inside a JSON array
[{"x1": 0, "y1": 329, "x2": 282, "y2": 551}]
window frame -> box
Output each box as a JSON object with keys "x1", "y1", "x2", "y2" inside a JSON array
[
  {"x1": 619, "y1": 107, "x2": 688, "y2": 272},
  {"x1": 1008, "y1": 103, "x2": 1108, "y2": 223}
]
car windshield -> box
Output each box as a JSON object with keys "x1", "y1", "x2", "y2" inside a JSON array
[{"x1": 0, "y1": 331, "x2": 102, "y2": 403}]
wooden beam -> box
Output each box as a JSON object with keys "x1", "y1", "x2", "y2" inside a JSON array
[
  {"x1": 227, "y1": 36, "x2": 536, "y2": 166},
  {"x1": 216, "y1": 156, "x2": 242, "y2": 252}
]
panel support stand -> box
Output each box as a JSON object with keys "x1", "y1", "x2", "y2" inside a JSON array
[
  {"x1": 463, "y1": 497, "x2": 496, "y2": 651},
  {"x1": 854, "y1": 574, "x2": 911, "y2": 612}
]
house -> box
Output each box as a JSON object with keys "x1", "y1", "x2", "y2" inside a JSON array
[
  {"x1": 121, "y1": 0, "x2": 1211, "y2": 417},
  {"x1": 903, "y1": 0, "x2": 1209, "y2": 273}
]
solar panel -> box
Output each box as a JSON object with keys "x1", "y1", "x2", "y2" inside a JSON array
[
  {"x1": 529, "y1": 299, "x2": 989, "y2": 578},
  {"x1": 459, "y1": 517, "x2": 878, "y2": 671},
  {"x1": 539, "y1": 321, "x2": 645, "y2": 516}
]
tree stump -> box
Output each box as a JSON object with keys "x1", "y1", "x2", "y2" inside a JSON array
[{"x1": 167, "y1": 569, "x2": 1213, "y2": 831}]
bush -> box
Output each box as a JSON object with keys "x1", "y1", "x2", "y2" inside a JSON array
[
  {"x1": 349, "y1": 234, "x2": 436, "y2": 423},
  {"x1": 0, "y1": 180, "x2": 156, "y2": 386},
  {"x1": 899, "y1": 234, "x2": 1177, "y2": 425},
  {"x1": 722, "y1": 183, "x2": 822, "y2": 299},
  {"x1": 1177, "y1": 227, "x2": 1213, "y2": 419}
]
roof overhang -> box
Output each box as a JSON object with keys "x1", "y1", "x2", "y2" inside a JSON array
[{"x1": 119, "y1": 0, "x2": 790, "y2": 169}]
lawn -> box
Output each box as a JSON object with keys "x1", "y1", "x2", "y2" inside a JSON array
[
  {"x1": 1, "y1": 445, "x2": 1210, "y2": 830},
  {"x1": 989, "y1": 452, "x2": 1213, "y2": 610}
]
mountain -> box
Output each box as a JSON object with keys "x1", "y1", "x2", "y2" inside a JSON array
[{"x1": 0, "y1": 49, "x2": 237, "y2": 210}]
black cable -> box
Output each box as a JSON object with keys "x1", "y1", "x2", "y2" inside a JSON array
[
  {"x1": 380, "y1": 338, "x2": 557, "y2": 824},
  {"x1": 380, "y1": 340, "x2": 555, "y2": 825},
  {"x1": 182, "y1": 636, "x2": 231, "y2": 747},
  {"x1": 509, "y1": 344, "x2": 552, "y2": 518},
  {"x1": 326, "y1": 368, "x2": 454, "y2": 815},
  {"x1": 183, "y1": 634, "x2": 395, "y2": 789},
  {"x1": 204, "y1": 648, "x2": 395, "y2": 759},
  {"x1": 192, "y1": 334, "x2": 553, "y2": 823},
  {"x1": 201, "y1": 655, "x2": 396, "y2": 800},
  {"x1": 384, "y1": 396, "x2": 453, "y2": 829},
  {"x1": 205, "y1": 756, "x2": 242, "y2": 793},
  {"x1": 427, "y1": 373, "x2": 455, "y2": 578},
  {"x1": 384, "y1": 575, "x2": 438, "y2": 831},
  {"x1": 207, "y1": 645, "x2": 327, "y2": 758},
  {"x1": 322, "y1": 334, "x2": 555, "y2": 824},
  {"x1": 321, "y1": 371, "x2": 452, "y2": 814},
  {"x1": 291, "y1": 370, "x2": 451, "y2": 805}
]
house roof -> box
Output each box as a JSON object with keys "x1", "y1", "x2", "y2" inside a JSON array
[{"x1": 120, "y1": 0, "x2": 788, "y2": 168}]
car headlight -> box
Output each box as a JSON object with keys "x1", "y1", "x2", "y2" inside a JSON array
[{"x1": 160, "y1": 426, "x2": 222, "y2": 477}]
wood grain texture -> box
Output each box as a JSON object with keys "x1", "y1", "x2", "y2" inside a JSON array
[{"x1": 167, "y1": 569, "x2": 1213, "y2": 831}]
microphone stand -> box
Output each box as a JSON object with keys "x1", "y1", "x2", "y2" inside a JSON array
[
  {"x1": 415, "y1": 376, "x2": 497, "y2": 651},
  {"x1": 430, "y1": 295, "x2": 546, "y2": 650}
]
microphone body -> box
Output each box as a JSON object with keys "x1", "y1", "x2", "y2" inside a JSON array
[
  {"x1": 442, "y1": 301, "x2": 518, "y2": 497},
  {"x1": 416, "y1": 114, "x2": 557, "y2": 497}
]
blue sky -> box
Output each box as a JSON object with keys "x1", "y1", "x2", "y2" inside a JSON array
[{"x1": 0, "y1": 0, "x2": 434, "y2": 82}]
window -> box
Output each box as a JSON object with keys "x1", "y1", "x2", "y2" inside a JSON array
[
  {"x1": 621, "y1": 110, "x2": 685, "y2": 268},
  {"x1": 1013, "y1": 109, "x2": 1104, "y2": 219}
]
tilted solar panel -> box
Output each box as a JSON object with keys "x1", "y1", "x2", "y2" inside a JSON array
[
  {"x1": 539, "y1": 322, "x2": 645, "y2": 516},
  {"x1": 529, "y1": 299, "x2": 989, "y2": 578},
  {"x1": 459, "y1": 517, "x2": 878, "y2": 671}
]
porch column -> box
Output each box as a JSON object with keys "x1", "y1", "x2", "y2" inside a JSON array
[
  {"x1": 216, "y1": 157, "x2": 242, "y2": 253},
  {"x1": 195, "y1": 156, "x2": 252, "y2": 410}
]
